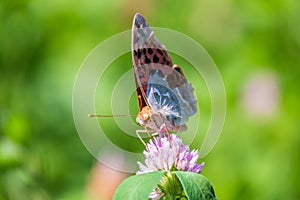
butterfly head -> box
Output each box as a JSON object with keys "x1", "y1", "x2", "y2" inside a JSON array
[
  {"x1": 142, "y1": 113, "x2": 150, "y2": 122},
  {"x1": 136, "y1": 106, "x2": 151, "y2": 126},
  {"x1": 136, "y1": 105, "x2": 164, "y2": 131}
]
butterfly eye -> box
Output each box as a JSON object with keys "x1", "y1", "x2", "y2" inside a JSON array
[{"x1": 143, "y1": 113, "x2": 150, "y2": 121}]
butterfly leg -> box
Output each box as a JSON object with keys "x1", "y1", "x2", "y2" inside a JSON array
[
  {"x1": 136, "y1": 129, "x2": 155, "y2": 146},
  {"x1": 136, "y1": 129, "x2": 147, "y2": 146},
  {"x1": 158, "y1": 124, "x2": 175, "y2": 146},
  {"x1": 158, "y1": 124, "x2": 170, "y2": 139}
]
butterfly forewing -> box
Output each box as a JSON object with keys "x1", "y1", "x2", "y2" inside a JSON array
[
  {"x1": 132, "y1": 14, "x2": 173, "y2": 105},
  {"x1": 132, "y1": 13, "x2": 197, "y2": 132}
]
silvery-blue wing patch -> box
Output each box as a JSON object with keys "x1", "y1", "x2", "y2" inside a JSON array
[{"x1": 132, "y1": 13, "x2": 197, "y2": 134}]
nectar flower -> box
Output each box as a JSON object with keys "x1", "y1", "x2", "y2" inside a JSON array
[{"x1": 137, "y1": 134, "x2": 204, "y2": 175}]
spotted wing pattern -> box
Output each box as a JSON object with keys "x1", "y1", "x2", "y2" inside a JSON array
[{"x1": 132, "y1": 13, "x2": 197, "y2": 128}]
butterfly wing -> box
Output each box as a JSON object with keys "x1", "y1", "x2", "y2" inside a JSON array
[
  {"x1": 132, "y1": 13, "x2": 173, "y2": 111},
  {"x1": 132, "y1": 13, "x2": 197, "y2": 128}
]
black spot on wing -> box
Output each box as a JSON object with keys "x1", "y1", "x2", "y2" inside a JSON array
[
  {"x1": 163, "y1": 57, "x2": 167, "y2": 63},
  {"x1": 145, "y1": 55, "x2": 151, "y2": 64},
  {"x1": 157, "y1": 49, "x2": 163, "y2": 55},
  {"x1": 153, "y1": 55, "x2": 159, "y2": 63},
  {"x1": 147, "y1": 48, "x2": 153, "y2": 55},
  {"x1": 137, "y1": 49, "x2": 141, "y2": 58}
]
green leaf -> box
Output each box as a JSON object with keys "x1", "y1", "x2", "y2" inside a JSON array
[
  {"x1": 113, "y1": 171, "x2": 165, "y2": 200},
  {"x1": 174, "y1": 171, "x2": 217, "y2": 200}
]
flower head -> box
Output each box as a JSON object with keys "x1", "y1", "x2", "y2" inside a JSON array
[{"x1": 137, "y1": 134, "x2": 204, "y2": 175}]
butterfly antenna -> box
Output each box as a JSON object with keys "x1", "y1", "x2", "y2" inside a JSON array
[{"x1": 88, "y1": 114, "x2": 136, "y2": 118}]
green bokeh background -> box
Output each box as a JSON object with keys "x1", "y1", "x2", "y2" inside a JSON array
[{"x1": 1, "y1": 0, "x2": 299, "y2": 199}]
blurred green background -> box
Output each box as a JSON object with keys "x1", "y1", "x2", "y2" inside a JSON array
[{"x1": 1, "y1": 0, "x2": 300, "y2": 199}]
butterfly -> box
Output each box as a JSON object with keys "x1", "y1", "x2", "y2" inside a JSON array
[{"x1": 132, "y1": 13, "x2": 197, "y2": 136}]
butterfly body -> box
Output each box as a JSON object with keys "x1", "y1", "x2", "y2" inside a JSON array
[{"x1": 132, "y1": 13, "x2": 197, "y2": 134}]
